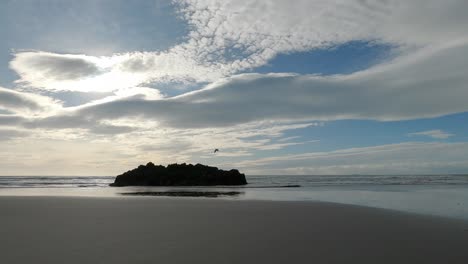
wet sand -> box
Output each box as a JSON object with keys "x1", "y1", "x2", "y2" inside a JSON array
[{"x1": 0, "y1": 196, "x2": 467, "y2": 264}]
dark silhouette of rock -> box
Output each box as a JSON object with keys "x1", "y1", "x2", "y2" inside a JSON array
[{"x1": 110, "y1": 162, "x2": 247, "y2": 187}]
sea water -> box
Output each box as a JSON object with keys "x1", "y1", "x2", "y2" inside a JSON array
[{"x1": 1, "y1": 174, "x2": 467, "y2": 220}]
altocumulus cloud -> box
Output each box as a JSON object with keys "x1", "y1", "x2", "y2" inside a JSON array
[{"x1": 8, "y1": 0, "x2": 468, "y2": 93}]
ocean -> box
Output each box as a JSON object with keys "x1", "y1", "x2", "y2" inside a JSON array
[
  {"x1": 1, "y1": 174, "x2": 468, "y2": 188},
  {"x1": 1, "y1": 174, "x2": 468, "y2": 220}
]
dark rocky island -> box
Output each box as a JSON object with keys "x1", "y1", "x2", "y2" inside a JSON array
[{"x1": 110, "y1": 162, "x2": 247, "y2": 187}]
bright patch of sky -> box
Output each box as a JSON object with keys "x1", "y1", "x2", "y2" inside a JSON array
[{"x1": 1, "y1": 0, "x2": 468, "y2": 175}]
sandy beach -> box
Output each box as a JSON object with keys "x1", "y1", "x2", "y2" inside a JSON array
[{"x1": 0, "y1": 196, "x2": 467, "y2": 264}]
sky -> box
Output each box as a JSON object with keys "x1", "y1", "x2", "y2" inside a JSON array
[{"x1": 1, "y1": 0, "x2": 468, "y2": 176}]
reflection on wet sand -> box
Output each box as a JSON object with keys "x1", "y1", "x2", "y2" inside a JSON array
[{"x1": 120, "y1": 191, "x2": 243, "y2": 198}]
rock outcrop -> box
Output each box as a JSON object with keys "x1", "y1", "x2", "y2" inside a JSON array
[{"x1": 110, "y1": 162, "x2": 247, "y2": 186}]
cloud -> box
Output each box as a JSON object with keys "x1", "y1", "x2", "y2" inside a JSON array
[
  {"x1": 113, "y1": 87, "x2": 164, "y2": 100},
  {"x1": 10, "y1": 1, "x2": 468, "y2": 94},
  {"x1": 18, "y1": 113, "x2": 135, "y2": 135},
  {"x1": 9, "y1": 50, "x2": 223, "y2": 92},
  {"x1": 231, "y1": 142, "x2": 468, "y2": 175},
  {"x1": 183, "y1": 0, "x2": 468, "y2": 45},
  {"x1": 80, "y1": 87, "x2": 164, "y2": 106},
  {"x1": 2, "y1": 1, "x2": 468, "y2": 176},
  {"x1": 0, "y1": 87, "x2": 42, "y2": 111},
  {"x1": 0, "y1": 115, "x2": 24, "y2": 126},
  {"x1": 26, "y1": 39, "x2": 467, "y2": 131},
  {"x1": 10, "y1": 52, "x2": 149, "y2": 92},
  {"x1": 0, "y1": 137, "x2": 143, "y2": 176},
  {"x1": 408, "y1": 130, "x2": 454, "y2": 139},
  {"x1": 173, "y1": 0, "x2": 468, "y2": 72},
  {"x1": 4, "y1": 36, "x2": 468, "y2": 138},
  {"x1": 0, "y1": 118, "x2": 319, "y2": 175},
  {"x1": 0, "y1": 86, "x2": 61, "y2": 116},
  {"x1": 0, "y1": 129, "x2": 26, "y2": 141},
  {"x1": 10, "y1": 52, "x2": 112, "y2": 92},
  {"x1": 0, "y1": 86, "x2": 135, "y2": 134},
  {"x1": 11, "y1": 51, "x2": 101, "y2": 81}
]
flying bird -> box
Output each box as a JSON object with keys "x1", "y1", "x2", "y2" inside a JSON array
[{"x1": 214, "y1": 148, "x2": 219, "y2": 153}]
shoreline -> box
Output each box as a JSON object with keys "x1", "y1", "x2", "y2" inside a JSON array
[
  {"x1": 1, "y1": 196, "x2": 467, "y2": 264},
  {"x1": 1, "y1": 184, "x2": 468, "y2": 221}
]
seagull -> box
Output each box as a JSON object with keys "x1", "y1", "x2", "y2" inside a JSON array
[{"x1": 214, "y1": 148, "x2": 219, "y2": 153}]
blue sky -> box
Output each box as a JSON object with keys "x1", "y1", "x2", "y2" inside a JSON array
[
  {"x1": 256, "y1": 41, "x2": 396, "y2": 75},
  {"x1": 1, "y1": 0, "x2": 468, "y2": 175}
]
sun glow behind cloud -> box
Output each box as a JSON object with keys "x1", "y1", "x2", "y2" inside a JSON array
[{"x1": 10, "y1": 52, "x2": 148, "y2": 92}]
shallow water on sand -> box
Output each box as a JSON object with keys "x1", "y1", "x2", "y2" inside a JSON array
[{"x1": 0, "y1": 174, "x2": 467, "y2": 220}]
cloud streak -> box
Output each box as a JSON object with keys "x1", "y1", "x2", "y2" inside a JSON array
[{"x1": 408, "y1": 130, "x2": 453, "y2": 139}]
